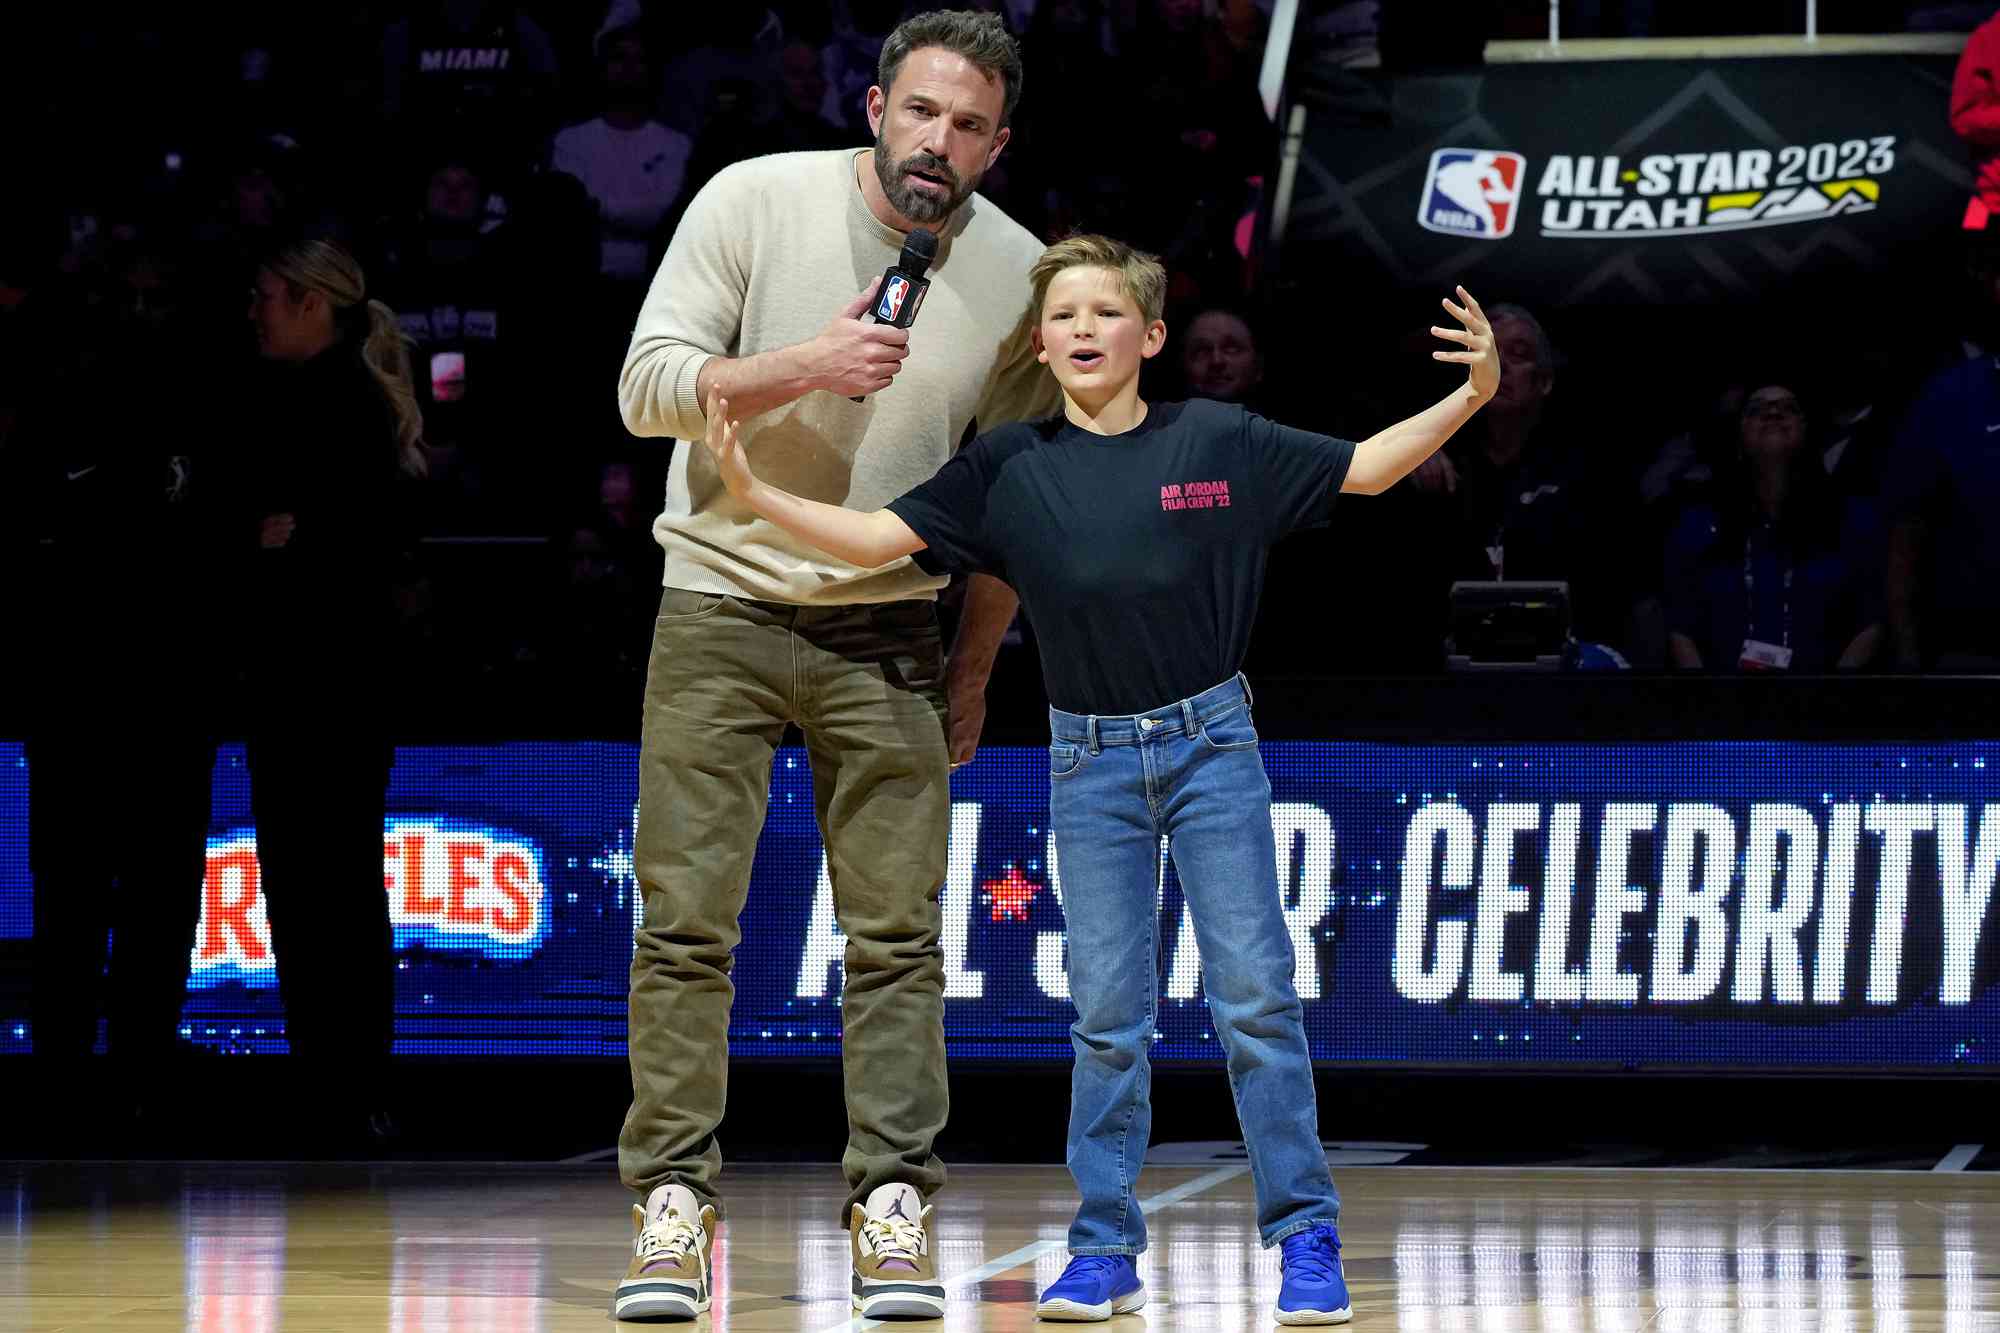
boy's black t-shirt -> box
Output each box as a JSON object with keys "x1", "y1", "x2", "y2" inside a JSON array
[{"x1": 887, "y1": 399, "x2": 1355, "y2": 715}]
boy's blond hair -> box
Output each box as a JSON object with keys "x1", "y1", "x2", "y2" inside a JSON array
[{"x1": 1028, "y1": 234, "x2": 1167, "y2": 325}]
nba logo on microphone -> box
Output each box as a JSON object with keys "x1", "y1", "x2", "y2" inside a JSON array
[
  {"x1": 1418, "y1": 149, "x2": 1525, "y2": 239},
  {"x1": 877, "y1": 274, "x2": 910, "y2": 322}
]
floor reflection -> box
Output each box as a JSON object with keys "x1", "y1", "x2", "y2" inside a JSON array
[
  {"x1": 182, "y1": 1182, "x2": 285, "y2": 1333},
  {"x1": 1364, "y1": 1189, "x2": 1999, "y2": 1331},
  {"x1": 2, "y1": 1164, "x2": 1995, "y2": 1331}
]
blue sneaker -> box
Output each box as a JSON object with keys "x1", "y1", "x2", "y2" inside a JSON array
[
  {"x1": 1276, "y1": 1223, "x2": 1352, "y2": 1324},
  {"x1": 1036, "y1": 1254, "x2": 1145, "y2": 1321}
]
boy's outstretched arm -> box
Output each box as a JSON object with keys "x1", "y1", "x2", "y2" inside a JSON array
[
  {"x1": 699, "y1": 386, "x2": 926, "y2": 569},
  {"x1": 1343, "y1": 286, "x2": 1501, "y2": 495}
]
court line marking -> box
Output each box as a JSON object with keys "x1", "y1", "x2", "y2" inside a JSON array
[
  {"x1": 813, "y1": 1162, "x2": 1249, "y2": 1333},
  {"x1": 1934, "y1": 1144, "x2": 1983, "y2": 1173}
]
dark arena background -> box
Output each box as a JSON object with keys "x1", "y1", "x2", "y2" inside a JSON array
[{"x1": 3, "y1": 3, "x2": 1999, "y2": 1329}]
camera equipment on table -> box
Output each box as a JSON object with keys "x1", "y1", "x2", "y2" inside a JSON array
[{"x1": 1445, "y1": 581, "x2": 1571, "y2": 672}]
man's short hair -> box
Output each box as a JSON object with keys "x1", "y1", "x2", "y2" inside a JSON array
[
  {"x1": 878, "y1": 10, "x2": 1023, "y2": 127},
  {"x1": 1029, "y1": 234, "x2": 1167, "y2": 325}
]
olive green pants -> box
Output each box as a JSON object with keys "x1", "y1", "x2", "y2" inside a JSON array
[{"x1": 619, "y1": 587, "x2": 952, "y2": 1218}]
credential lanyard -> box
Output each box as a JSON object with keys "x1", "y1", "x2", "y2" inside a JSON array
[{"x1": 1743, "y1": 529, "x2": 1792, "y2": 649}]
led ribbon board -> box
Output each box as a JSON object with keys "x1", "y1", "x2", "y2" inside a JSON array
[{"x1": 1, "y1": 741, "x2": 1995, "y2": 1065}]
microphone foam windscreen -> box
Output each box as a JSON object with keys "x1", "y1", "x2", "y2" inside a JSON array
[{"x1": 900, "y1": 228, "x2": 939, "y2": 276}]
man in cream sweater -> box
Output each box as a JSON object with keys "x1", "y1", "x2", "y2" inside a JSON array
[{"x1": 610, "y1": 10, "x2": 1059, "y2": 1322}]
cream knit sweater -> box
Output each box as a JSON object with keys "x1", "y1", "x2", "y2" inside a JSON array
[{"x1": 618, "y1": 149, "x2": 1060, "y2": 604}]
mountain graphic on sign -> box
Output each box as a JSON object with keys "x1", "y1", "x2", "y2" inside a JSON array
[{"x1": 1705, "y1": 183, "x2": 1877, "y2": 228}]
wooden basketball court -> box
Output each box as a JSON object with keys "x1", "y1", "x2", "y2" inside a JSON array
[{"x1": 4, "y1": 1159, "x2": 1996, "y2": 1329}]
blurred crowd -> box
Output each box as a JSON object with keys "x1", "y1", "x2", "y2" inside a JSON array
[
  {"x1": 5, "y1": 0, "x2": 2000, "y2": 705},
  {"x1": 0, "y1": 1, "x2": 1276, "y2": 707}
]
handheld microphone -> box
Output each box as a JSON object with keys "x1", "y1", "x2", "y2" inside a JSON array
[{"x1": 852, "y1": 228, "x2": 938, "y2": 402}]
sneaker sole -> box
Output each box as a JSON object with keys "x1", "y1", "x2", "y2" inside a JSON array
[
  {"x1": 612, "y1": 1281, "x2": 709, "y2": 1321},
  {"x1": 1275, "y1": 1303, "x2": 1353, "y2": 1325},
  {"x1": 852, "y1": 1280, "x2": 946, "y2": 1320},
  {"x1": 1036, "y1": 1287, "x2": 1147, "y2": 1321}
]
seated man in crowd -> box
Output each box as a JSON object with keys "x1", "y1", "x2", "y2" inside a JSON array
[
  {"x1": 377, "y1": 145, "x2": 512, "y2": 519},
  {"x1": 380, "y1": 0, "x2": 561, "y2": 159},
  {"x1": 551, "y1": 24, "x2": 693, "y2": 289},
  {"x1": 1180, "y1": 306, "x2": 1264, "y2": 407},
  {"x1": 1887, "y1": 326, "x2": 2000, "y2": 669},
  {"x1": 1403, "y1": 302, "x2": 1635, "y2": 656}
]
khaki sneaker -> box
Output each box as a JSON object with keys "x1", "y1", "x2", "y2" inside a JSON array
[
  {"x1": 849, "y1": 1182, "x2": 945, "y2": 1319},
  {"x1": 613, "y1": 1184, "x2": 716, "y2": 1321}
]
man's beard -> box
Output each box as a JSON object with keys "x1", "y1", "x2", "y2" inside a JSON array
[{"x1": 873, "y1": 138, "x2": 977, "y2": 224}]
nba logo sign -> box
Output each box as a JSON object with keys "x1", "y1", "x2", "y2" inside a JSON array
[
  {"x1": 1418, "y1": 149, "x2": 1526, "y2": 239},
  {"x1": 877, "y1": 274, "x2": 910, "y2": 322}
]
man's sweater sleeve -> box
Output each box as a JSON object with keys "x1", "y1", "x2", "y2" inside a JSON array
[
  {"x1": 1952, "y1": 19, "x2": 2000, "y2": 147},
  {"x1": 617, "y1": 167, "x2": 749, "y2": 440},
  {"x1": 974, "y1": 301, "x2": 1062, "y2": 431}
]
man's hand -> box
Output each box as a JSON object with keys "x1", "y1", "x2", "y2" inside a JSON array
[
  {"x1": 808, "y1": 277, "x2": 911, "y2": 397},
  {"x1": 1407, "y1": 452, "x2": 1459, "y2": 494},
  {"x1": 942, "y1": 574, "x2": 1017, "y2": 769},
  {"x1": 259, "y1": 513, "x2": 296, "y2": 549},
  {"x1": 1432, "y1": 285, "x2": 1500, "y2": 403},
  {"x1": 701, "y1": 386, "x2": 753, "y2": 498},
  {"x1": 945, "y1": 677, "x2": 986, "y2": 768}
]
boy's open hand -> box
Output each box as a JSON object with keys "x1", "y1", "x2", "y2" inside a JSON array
[
  {"x1": 1432, "y1": 285, "x2": 1500, "y2": 403},
  {"x1": 702, "y1": 385, "x2": 753, "y2": 498}
]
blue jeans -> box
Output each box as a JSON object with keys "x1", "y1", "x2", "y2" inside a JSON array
[{"x1": 1049, "y1": 675, "x2": 1339, "y2": 1254}]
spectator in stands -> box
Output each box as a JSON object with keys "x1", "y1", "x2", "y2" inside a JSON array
[
  {"x1": 377, "y1": 146, "x2": 511, "y2": 512},
  {"x1": 183, "y1": 137, "x2": 326, "y2": 348},
  {"x1": 210, "y1": 17, "x2": 323, "y2": 157},
  {"x1": 228, "y1": 151, "x2": 290, "y2": 236},
  {"x1": 1120, "y1": 0, "x2": 1271, "y2": 257},
  {"x1": 1180, "y1": 307, "x2": 1264, "y2": 406},
  {"x1": 1016, "y1": 2, "x2": 1118, "y2": 123},
  {"x1": 658, "y1": 10, "x2": 788, "y2": 139},
  {"x1": 239, "y1": 237, "x2": 425, "y2": 1139},
  {"x1": 672, "y1": 77, "x2": 774, "y2": 240},
  {"x1": 1952, "y1": 8, "x2": 2000, "y2": 230},
  {"x1": 1950, "y1": 223, "x2": 2000, "y2": 366},
  {"x1": 578, "y1": 457, "x2": 666, "y2": 607},
  {"x1": 595, "y1": 459, "x2": 658, "y2": 560},
  {"x1": 1886, "y1": 319, "x2": 2000, "y2": 670},
  {"x1": 380, "y1": 0, "x2": 561, "y2": 159},
  {"x1": 544, "y1": 519, "x2": 653, "y2": 686},
  {"x1": 1403, "y1": 303, "x2": 1634, "y2": 650},
  {"x1": 551, "y1": 25, "x2": 693, "y2": 286},
  {"x1": 505, "y1": 166, "x2": 615, "y2": 450},
  {"x1": 658, "y1": 37, "x2": 851, "y2": 247},
  {"x1": 1817, "y1": 345, "x2": 1900, "y2": 501},
  {"x1": 1640, "y1": 351, "x2": 1893, "y2": 515},
  {"x1": 821, "y1": 0, "x2": 907, "y2": 137},
  {"x1": 767, "y1": 40, "x2": 851, "y2": 153},
  {"x1": 1638, "y1": 379, "x2": 1742, "y2": 512},
  {"x1": 978, "y1": 0, "x2": 1129, "y2": 237},
  {"x1": 1665, "y1": 382, "x2": 1883, "y2": 672}
]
